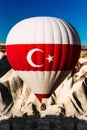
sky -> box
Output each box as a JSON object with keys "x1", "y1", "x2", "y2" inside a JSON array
[{"x1": 0, "y1": 0, "x2": 87, "y2": 46}]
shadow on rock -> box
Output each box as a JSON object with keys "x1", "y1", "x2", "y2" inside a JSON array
[{"x1": 0, "y1": 115, "x2": 87, "y2": 130}]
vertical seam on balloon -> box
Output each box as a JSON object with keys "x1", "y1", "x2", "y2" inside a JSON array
[
  {"x1": 66, "y1": 22, "x2": 80, "y2": 45},
  {"x1": 48, "y1": 17, "x2": 54, "y2": 82},
  {"x1": 36, "y1": 19, "x2": 38, "y2": 71},
  {"x1": 44, "y1": 17, "x2": 46, "y2": 73},
  {"x1": 57, "y1": 20, "x2": 63, "y2": 70},
  {"x1": 33, "y1": 20, "x2": 38, "y2": 83},
  {"x1": 42, "y1": 18, "x2": 45, "y2": 82},
  {"x1": 65, "y1": 22, "x2": 71, "y2": 70},
  {"x1": 53, "y1": 18, "x2": 62, "y2": 81},
  {"x1": 53, "y1": 18, "x2": 62, "y2": 70},
  {"x1": 64, "y1": 21, "x2": 75, "y2": 70},
  {"x1": 66, "y1": 21, "x2": 81, "y2": 69},
  {"x1": 52, "y1": 19, "x2": 58, "y2": 83},
  {"x1": 55, "y1": 19, "x2": 66, "y2": 87},
  {"x1": 36, "y1": 19, "x2": 40, "y2": 72},
  {"x1": 66, "y1": 22, "x2": 81, "y2": 69},
  {"x1": 50, "y1": 18, "x2": 55, "y2": 70},
  {"x1": 44, "y1": 18, "x2": 48, "y2": 84},
  {"x1": 59, "y1": 19, "x2": 70, "y2": 70},
  {"x1": 44, "y1": 18, "x2": 51, "y2": 83}
]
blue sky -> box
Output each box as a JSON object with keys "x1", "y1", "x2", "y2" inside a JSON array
[{"x1": 0, "y1": 0, "x2": 87, "y2": 46}]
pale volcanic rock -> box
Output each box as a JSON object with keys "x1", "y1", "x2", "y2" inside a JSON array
[
  {"x1": 0, "y1": 52, "x2": 5, "y2": 59},
  {"x1": 79, "y1": 58, "x2": 87, "y2": 64}
]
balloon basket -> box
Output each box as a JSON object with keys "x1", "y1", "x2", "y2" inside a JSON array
[{"x1": 40, "y1": 103, "x2": 46, "y2": 111}]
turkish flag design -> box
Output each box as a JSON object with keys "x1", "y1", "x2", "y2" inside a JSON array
[{"x1": 6, "y1": 44, "x2": 81, "y2": 71}]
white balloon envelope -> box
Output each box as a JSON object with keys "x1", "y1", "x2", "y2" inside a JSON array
[{"x1": 6, "y1": 17, "x2": 81, "y2": 102}]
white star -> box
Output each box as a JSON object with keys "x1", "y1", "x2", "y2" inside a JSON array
[{"x1": 46, "y1": 55, "x2": 54, "y2": 62}]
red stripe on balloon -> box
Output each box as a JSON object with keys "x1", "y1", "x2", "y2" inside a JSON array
[{"x1": 6, "y1": 44, "x2": 81, "y2": 71}]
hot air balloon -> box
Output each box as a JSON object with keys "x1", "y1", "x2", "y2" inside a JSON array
[{"x1": 6, "y1": 17, "x2": 81, "y2": 104}]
